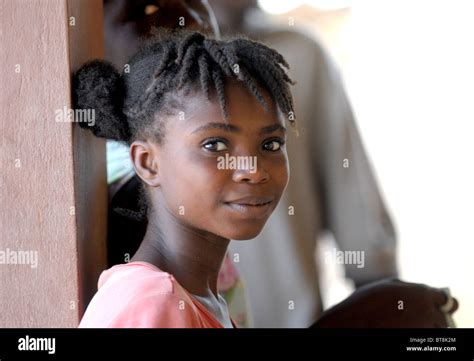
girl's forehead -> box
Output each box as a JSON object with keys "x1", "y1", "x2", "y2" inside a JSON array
[{"x1": 174, "y1": 80, "x2": 283, "y2": 133}]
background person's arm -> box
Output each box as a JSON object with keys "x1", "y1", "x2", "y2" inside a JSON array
[
  {"x1": 312, "y1": 279, "x2": 458, "y2": 328},
  {"x1": 307, "y1": 38, "x2": 398, "y2": 286}
]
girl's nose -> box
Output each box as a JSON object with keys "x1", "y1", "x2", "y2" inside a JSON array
[{"x1": 231, "y1": 157, "x2": 269, "y2": 184}]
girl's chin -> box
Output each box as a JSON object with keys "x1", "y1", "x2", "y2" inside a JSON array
[
  {"x1": 221, "y1": 223, "x2": 267, "y2": 241},
  {"x1": 215, "y1": 202, "x2": 276, "y2": 240}
]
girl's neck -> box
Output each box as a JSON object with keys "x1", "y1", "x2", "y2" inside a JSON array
[{"x1": 131, "y1": 206, "x2": 229, "y2": 297}]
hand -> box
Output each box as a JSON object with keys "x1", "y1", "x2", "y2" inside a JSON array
[{"x1": 313, "y1": 278, "x2": 459, "y2": 328}]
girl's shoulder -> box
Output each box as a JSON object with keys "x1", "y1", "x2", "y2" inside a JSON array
[
  {"x1": 98, "y1": 261, "x2": 179, "y2": 294},
  {"x1": 79, "y1": 262, "x2": 202, "y2": 328}
]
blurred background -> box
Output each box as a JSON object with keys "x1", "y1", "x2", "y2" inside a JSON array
[
  {"x1": 263, "y1": 0, "x2": 474, "y2": 327},
  {"x1": 2, "y1": 0, "x2": 471, "y2": 328}
]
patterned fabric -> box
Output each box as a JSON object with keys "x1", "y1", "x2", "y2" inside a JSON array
[{"x1": 217, "y1": 254, "x2": 250, "y2": 328}]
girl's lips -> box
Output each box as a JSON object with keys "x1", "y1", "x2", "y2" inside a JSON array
[
  {"x1": 224, "y1": 195, "x2": 274, "y2": 206},
  {"x1": 223, "y1": 199, "x2": 274, "y2": 219}
]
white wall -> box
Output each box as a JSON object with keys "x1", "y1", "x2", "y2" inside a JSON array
[{"x1": 342, "y1": 0, "x2": 474, "y2": 327}]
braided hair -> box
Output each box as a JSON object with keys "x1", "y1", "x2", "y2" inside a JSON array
[{"x1": 73, "y1": 29, "x2": 296, "y2": 144}]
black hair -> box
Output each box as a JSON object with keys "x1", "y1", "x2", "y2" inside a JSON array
[
  {"x1": 74, "y1": 29, "x2": 296, "y2": 223},
  {"x1": 72, "y1": 29, "x2": 295, "y2": 144}
]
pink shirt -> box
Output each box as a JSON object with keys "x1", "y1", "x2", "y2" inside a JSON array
[{"x1": 79, "y1": 261, "x2": 233, "y2": 328}]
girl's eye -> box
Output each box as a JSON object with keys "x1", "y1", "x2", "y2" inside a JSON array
[
  {"x1": 203, "y1": 140, "x2": 228, "y2": 152},
  {"x1": 263, "y1": 139, "x2": 285, "y2": 152}
]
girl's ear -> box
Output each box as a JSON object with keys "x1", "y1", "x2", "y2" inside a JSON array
[{"x1": 130, "y1": 140, "x2": 161, "y2": 187}]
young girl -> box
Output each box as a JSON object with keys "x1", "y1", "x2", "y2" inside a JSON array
[{"x1": 75, "y1": 30, "x2": 295, "y2": 328}]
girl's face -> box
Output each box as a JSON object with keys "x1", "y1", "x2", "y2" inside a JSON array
[{"x1": 132, "y1": 80, "x2": 289, "y2": 240}]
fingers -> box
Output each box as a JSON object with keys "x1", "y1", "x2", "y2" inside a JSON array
[
  {"x1": 432, "y1": 288, "x2": 450, "y2": 308},
  {"x1": 437, "y1": 289, "x2": 459, "y2": 314},
  {"x1": 448, "y1": 297, "x2": 459, "y2": 314},
  {"x1": 437, "y1": 289, "x2": 459, "y2": 328}
]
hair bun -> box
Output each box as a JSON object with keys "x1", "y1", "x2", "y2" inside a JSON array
[{"x1": 72, "y1": 60, "x2": 130, "y2": 142}]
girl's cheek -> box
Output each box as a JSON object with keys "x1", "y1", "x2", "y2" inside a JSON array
[
  {"x1": 188, "y1": 150, "x2": 230, "y2": 175},
  {"x1": 266, "y1": 152, "x2": 289, "y2": 171},
  {"x1": 269, "y1": 154, "x2": 290, "y2": 189}
]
